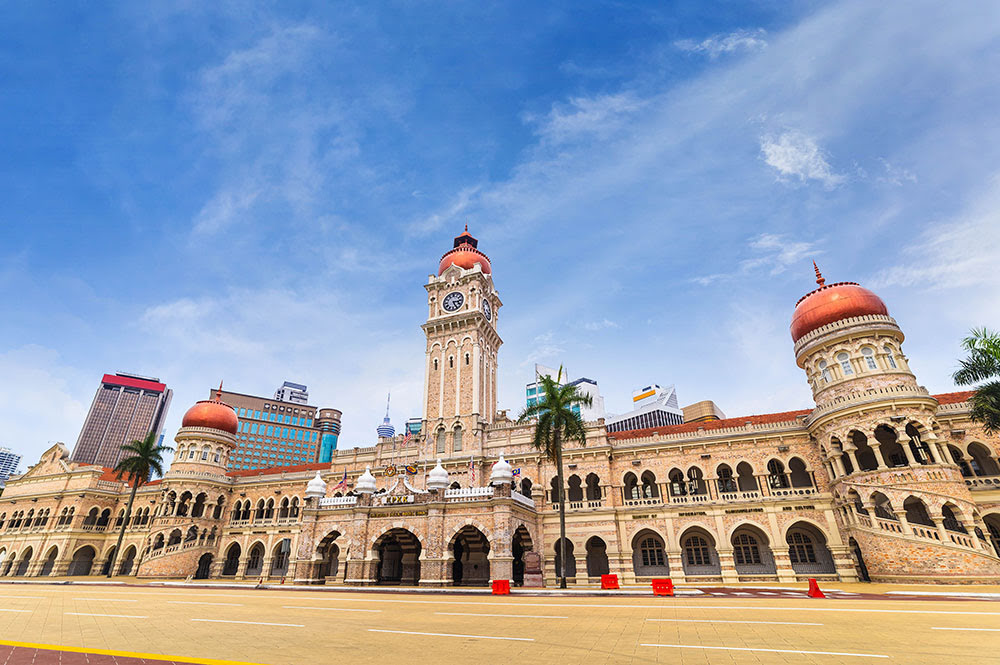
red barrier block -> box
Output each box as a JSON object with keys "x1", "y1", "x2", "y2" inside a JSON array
[
  {"x1": 601, "y1": 574, "x2": 620, "y2": 590},
  {"x1": 492, "y1": 579, "x2": 511, "y2": 595},
  {"x1": 651, "y1": 578, "x2": 674, "y2": 597},
  {"x1": 807, "y1": 578, "x2": 826, "y2": 598}
]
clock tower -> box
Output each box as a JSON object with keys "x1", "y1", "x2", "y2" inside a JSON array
[{"x1": 421, "y1": 227, "x2": 502, "y2": 459}]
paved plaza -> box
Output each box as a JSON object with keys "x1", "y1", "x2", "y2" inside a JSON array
[{"x1": 0, "y1": 582, "x2": 998, "y2": 664}]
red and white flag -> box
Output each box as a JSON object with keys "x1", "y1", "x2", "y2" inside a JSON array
[{"x1": 468, "y1": 456, "x2": 475, "y2": 483}]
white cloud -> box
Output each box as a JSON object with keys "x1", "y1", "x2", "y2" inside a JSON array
[
  {"x1": 409, "y1": 186, "x2": 481, "y2": 235},
  {"x1": 0, "y1": 346, "x2": 89, "y2": 467},
  {"x1": 526, "y1": 93, "x2": 645, "y2": 145},
  {"x1": 583, "y1": 318, "x2": 620, "y2": 331},
  {"x1": 694, "y1": 233, "x2": 822, "y2": 285},
  {"x1": 876, "y1": 158, "x2": 918, "y2": 186},
  {"x1": 870, "y1": 174, "x2": 1000, "y2": 290},
  {"x1": 675, "y1": 29, "x2": 768, "y2": 59},
  {"x1": 760, "y1": 131, "x2": 845, "y2": 188}
]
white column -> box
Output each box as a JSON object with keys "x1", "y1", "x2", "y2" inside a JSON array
[
  {"x1": 472, "y1": 343, "x2": 481, "y2": 416},
  {"x1": 422, "y1": 352, "x2": 431, "y2": 422},
  {"x1": 437, "y1": 350, "x2": 446, "y2": 420},
  {"x1": 454, "y1": 341, "x2": 462, "y2": 418}
]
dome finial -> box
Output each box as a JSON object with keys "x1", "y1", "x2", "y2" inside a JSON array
[
  {"x1": 464, "y1": 222, "x2": 468, "y2": 232},
  {"x1": 813, "y1": 261, "x2": 826, "y2": 287},
  {"x1": 215, "y1": 380, "x2": 224, "y2": 401}
]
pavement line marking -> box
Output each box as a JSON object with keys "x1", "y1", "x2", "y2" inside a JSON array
[
  {"x1": 72, "y1": 598, "x2": 138, "y2": 602},
  {"x1": 368, "y1": 628, "x2": 533, "y2": 642},
  {"x1": 192, "y1": 619, "x2": 304, "y2": 627},
  {"x1": 648, "y1": 618, "x2": 822, "y2": 626},
  {"x1": 282, "y1": 606, "x2": 381, "y2": 613},
  {"x1": 641, "y1": 643, "x2": 888, "y2": 658},
  {"x1": 65, "y1": 612, "x2": 149, "y2": 619},
  {"x1": 168, "y1": 601, "x2": 245, "y2": 607},
  {"x1": 0, "y1": 638, "x2": 269, "y2": 665},
  {"x1": 0, "y1": 595, "x2": 43, "y2": 599},
  {"x1": 0, "y1": 609, "x2": 31, "y2": 613},
  {"x1": 645, "y1": 605, "x2": 1000, "y2": 616},
  {"x1": 932, "y1": 626, "x2": 1000, "y2": 632},
  {"x1": 435, "y1": 612, "x2": 568, "y2": 619}
]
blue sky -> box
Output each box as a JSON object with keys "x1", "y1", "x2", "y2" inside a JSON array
[{"x1": 2, "y1": 1, "x2": 999, "y2": 468}]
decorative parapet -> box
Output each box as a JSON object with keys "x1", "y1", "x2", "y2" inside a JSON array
[
  {"x1": 510, "y1": 490, "x2": 534, "y2": 508},
  {"x1": 444, "y1": 486, "x2": 493, "y2": 502},
  {"x1": 607, "y1": 417, "x2": 808, "y2": 448},
  {"x1": 793, "y1": 314, "x2": 900, "y2": 355},
  {"x1": 965, "y1": 475, "x2": 1000, "y2": 490},
  {"x1": 806, "y1": 384, "x2": 933, "y2": 425},
  {"x1": 937, "y1": 400, "x2": 971, "y2": 414},
  {"x1": 318, "y1": 496, "x2": 358, "y2": 508}
]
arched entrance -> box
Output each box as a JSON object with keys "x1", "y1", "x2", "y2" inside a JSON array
[
  {"x1": 553, "y1": 538, "x2": 576, "y2": 579},
  {"x1": 15, "y1": 548, "x2": 32, "y2": 576},
  {"x1": 100, "y1": 546, "x2": 117, "y2": 576},
  {"x1": 450, "y1": 526, "x2": 490, "y2": 586},
  {"x1": 245, "y1": 543, "x2": 265, "y2": 578},
  {"x1": 512, "y1": 526, "x2": 532, "y2": 586},
  {"x1": 585, "y1": 537, "x2": 609, "y2": 577},
  {"x1": 222, "y1": 543, "x2": 241, "y2": 576},
  {"x1": 195, "y1": 554, "x2": 213, "y2": 580},
  {"x1": 317, "y1": 531, "x2": 342, "y2": 583},
  {"x1": 680, "y1": 527, "x2": 721, "y2": 576},
  {"x1": 849, "y1": 537, "x2": 870, "y2": 582},
  {"x1": 68, "y1": 546, "x2": 96, "y2": 576},
  {"x1": 375, "y1": 529, "x2": 421, "y2": 585},
  {"x1": 40, "y1": 547, "x2": 58, "y2": 576},
  {"x1": 118, "y1": 546, "x2": 137, "y2": 576}
]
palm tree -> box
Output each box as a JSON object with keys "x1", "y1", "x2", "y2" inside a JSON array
[
  {"x1": 105, "y1": 431, "x2": 173, "y2": 578},
  {"x1": 518, "y1": 368, "x2": 592, "y2": 589},
  {"x1": 954, "y1": 327, "x2": 1000, "y2": 434}
]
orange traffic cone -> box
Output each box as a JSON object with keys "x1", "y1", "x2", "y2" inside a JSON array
[{"x1": 807, "y1": 578, "x2": 826, "y2": 598}]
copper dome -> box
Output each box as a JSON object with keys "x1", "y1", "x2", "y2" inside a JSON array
[
  {"x1": 790, "y1": 264, "x2": 888, "y2": 342},
  {"x1": 181, "y1": 388, "x2": 239, "y2": 435},
  {"x1": 438, "y1": 226, "x2": 491, "y2": 275}
]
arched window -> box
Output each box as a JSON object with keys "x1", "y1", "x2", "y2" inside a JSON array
[
  {"x1": 465, "y1": 353, "x2": 470, "y2": 365},
  {"x1": 452, "y1": 426, "x2": 463, "y2": 452},
  {"x1": 436, "y1": 429, "x2": 446, "y2": 454},
  {"x1": 567, "y1": 475, "x2": 583, "y2": 502},
  {"x1": 818, "y1": 360, "x2": 831, "y2": 383},
  {"x1": 448, "y1": 356, "x2": 454, "y2": 369},
  {"x1": 519, "y1": 478, "x2": 533, "y2": 496},
  {"x1": 639, "y1": 536, "x2": 665, "y2": 567},
  {"x1": 631, "y1": 529, "x2": 670, "y2": 577},
  {"x1": 884, "y1": 345, "x2": 897, "y2": 369},
  {"x1": 683, "y1": 535, "x2": 712, "y2": 566},
  {"x1": 861, "y1": 347, "x2": 877, "y2": 370},
  {"x1": 787, "y1": 531, "x2": 817, "y2": 564},
  {"x1": 640, "y1": 471, "x2": 658, "y2": 498},
  {"x1": 716, "y1": 465, "x2": 736, "y2": 493},
  {"x1": 623, "y1": 473, "x2": 639, "y2": 500},
  {"x1": 837, "y1": 352, "x2": 854, "y2": 375},
  {"x1": 585, "y1": 473, "x2": 601, "y2": 500},
  {"x1": 733, "y1": 532, "x2": 762, "y2": 565},
  {"x1": 767, "y1": 459, "x2": 789, "y2": 489},
  {"x1": 433, "y1": 358, "x2": 439, "y2": 371}
]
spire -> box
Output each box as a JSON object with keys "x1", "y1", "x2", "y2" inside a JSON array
[
  {"x1": 813, "y1": 261, "x2": 826, "y2": 287},
  {"x1": 214, "y1": 380, "x2": 224, "y2": 401},
  {"x1": 385, "y1": 392, "x2": 391, "y2": 419}
]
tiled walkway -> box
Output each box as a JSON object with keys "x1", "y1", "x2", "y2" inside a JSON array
[{"x1": 0, "y1": 644, "x2": 184, "y2": 664}]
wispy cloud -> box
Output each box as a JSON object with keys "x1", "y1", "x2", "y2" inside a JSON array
[
  {"x1": 760, "y1": 131, "x2": 845, "y2": 188},
  {"x1": 583, "y1": 318, "x2": 620, "y2": 331},
  {"x1": 675, "y1": 29, "x2": 768, "y2": 59},
  {"x1": 693, "y1": 233, "x2": 822, "y2": 286},
  {"x1": 526, "y1": 93, "x2": 645, "y2": 145}
]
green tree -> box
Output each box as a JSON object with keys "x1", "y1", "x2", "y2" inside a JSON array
[
  {"x1": 953, "y1": 327, "x2": 1000, "y2": 433},
  {"x1": 105, "y1": 432, "x2": 173, "y2": 578},
  {"x1": 518, "y1": 368, "x2": 592, "y2": 588}
]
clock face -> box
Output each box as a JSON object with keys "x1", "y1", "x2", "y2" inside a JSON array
[
  {"x1": 442, "y1": 291, "x2": 465, "y2": 312},
  {"x1": 481, "y1": 298, "x2": 492, "y2": 321}
]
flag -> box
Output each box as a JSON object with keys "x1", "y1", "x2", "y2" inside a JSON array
[
  {"x1": 402, "y1": 430, "x2": 412, "y2": 446},
  {"x1": 405, "y1": 464, "x2": 418, "y2": 475},
  {"x1": 512, "y1": 467, "x2": 521, "y2": 477},
  {"x1": 333, "y1": 469, "x2": 347, "y2": 490}
]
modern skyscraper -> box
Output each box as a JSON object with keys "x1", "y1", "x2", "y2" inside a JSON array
[
  {"x1": 274, "y1": 381, "x2": 309, "y2": 405},
  {"x1": 71, "y1": 372, "x2": 173, "y2": 469},
  {"x1": 316, "y1": 408, "x2": 343, "y2": 463},
  {"x1": 0, "y1": 447, "x2": 22, "y2": 487},
  {"x1": 604, "y1": 384, "x2": 684, "y2": 433},
  {"x1": 219, "y1": 387, "x2": 341, "y2": 470}
]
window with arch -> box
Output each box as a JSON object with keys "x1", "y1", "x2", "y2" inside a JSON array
[
  {"x1": 716, "y1": 465, "x2": 736, "y2": 493},
  {"x1": 623, "y1": 473, "x2": 639, "y2": 500},
  {"x1": 818, "y1": 360, "x2": 831, "y2": 383},
  {"x1": 436, "y1": 429, "x2": 446, "y2": 454},
  {"x1": 767, "y1": 459, "x2": 789, "y2": 489},
  {"x1": 638, "y1": 536, "x2": 665, "y2": 567},
  {"x1": 787, "y1": 531, "x2": 817, "y2": 564},
  {"x1": 733, "y1": 532, "x2": 762, "y2": 565},
  {"x1": 683, "y1": 535, "x2": 712, "y2": 566},
  {"x1": 884, "y1": 345, "x2": 897, "y2": 369},
  {"x1": 448, "y1": 356, "x2": 454, "y2": 368},
  {"x1": 433, "y1": 358, "x2": 439, "y2": 371},
  {"x1": 861, "y1": 347, "x2": 877, "y2": 370},
  {"x1": 465, "y1": 353, "x2": 470, "y2": 365},
  {"x1": 452, "y1": 426, "x2": 463, "y2": 452},
  {"x1": 837, "y1": 352, "x2": 854, "y2": 375}
]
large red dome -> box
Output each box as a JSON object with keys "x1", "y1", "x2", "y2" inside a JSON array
[
  {"x1": 181, "y1": 389, "x2": 239, "y2": 435},
  {"x1": 791, "y1": 265, "x2": 888, "y2": 342},
  {"x1": 438, "y1": 227, "x2": 491, "y2": 275}
]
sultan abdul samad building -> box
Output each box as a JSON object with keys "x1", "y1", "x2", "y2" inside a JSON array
[{"x1": 2, "y1": 229, "x2": 1000, "y2": 585}]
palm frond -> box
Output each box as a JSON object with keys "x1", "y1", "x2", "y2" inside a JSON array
[{"x1": 968, "y1": 380, "x2": 1000, "y2": 434}]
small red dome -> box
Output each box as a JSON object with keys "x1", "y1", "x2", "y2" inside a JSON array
[
  {"x1": 182, "y1": 391, "x2": 238, "y2": 435},
  {"x1": 438, "y1": 226, "x2": 491, "y2": 275},
  {"x1": 791, "y1": 265, "x2": 888, "y2": 342}
]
